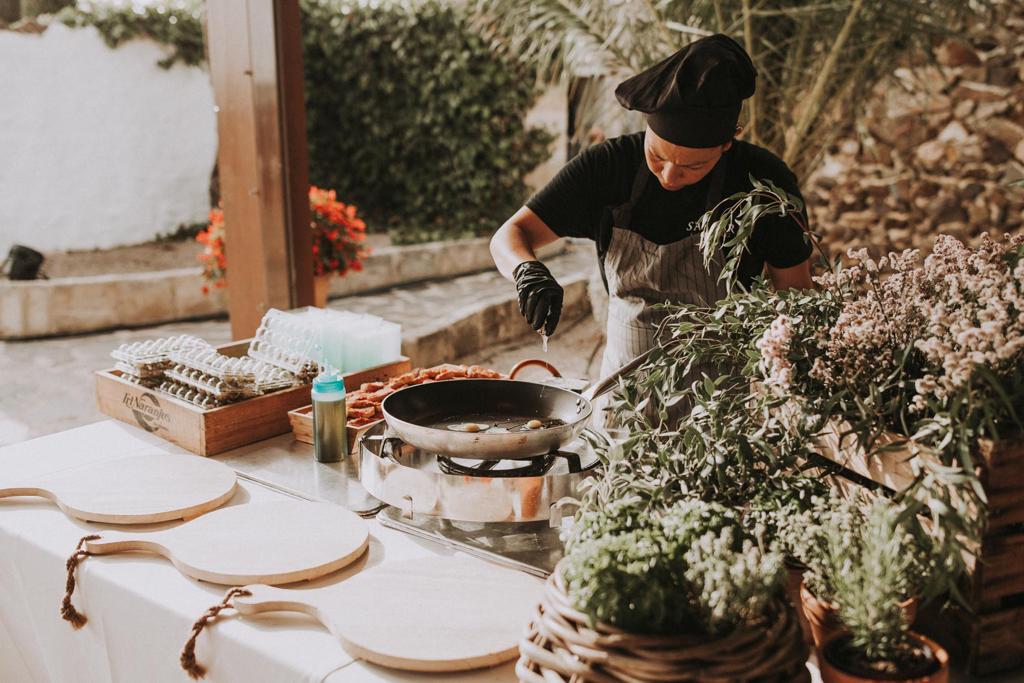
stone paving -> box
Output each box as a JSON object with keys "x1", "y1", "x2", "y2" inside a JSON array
[{"x1": 0, "y1": 244, "x2": 602, "y2": 446}]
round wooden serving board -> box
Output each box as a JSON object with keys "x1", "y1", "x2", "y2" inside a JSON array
[
  {"x1": 85, "y1": 501, "x2": 369, "y2": 585},
  {"x1": 0, "y1": 453, "x2": 238, "y2": 524},
  {"x1": 232, "y1": 556, "x2": 544, "y2": 672}
]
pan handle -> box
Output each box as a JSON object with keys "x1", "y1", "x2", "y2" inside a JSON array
[
  {"x1": 379, "y1": 436, "x2": 406, "y2": 463},
  {"x1": 581, "y1": 348, "x2": 655, "y2": 403},
  {"x1": 508, "y1": 359, "x2": 562, "y2": 380}
]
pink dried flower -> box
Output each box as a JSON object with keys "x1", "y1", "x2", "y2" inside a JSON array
[
  {"x1": 910, "y1": 234, "x2": 1024, "y2": 407},
  {"x1": 809, "y1": 233, "x2": 1023, "y2": 412},
  {"x1": 757, "y1": 315, "x2": 795, "y2": 394}
]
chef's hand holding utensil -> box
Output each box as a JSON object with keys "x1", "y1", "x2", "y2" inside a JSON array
[{"x1": 513, "y1": 260, "x2": 563, "y2": 336}]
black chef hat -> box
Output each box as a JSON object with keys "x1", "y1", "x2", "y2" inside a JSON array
[{"x1": 615, "y1": 34, "x2": 756, "y2": 148}]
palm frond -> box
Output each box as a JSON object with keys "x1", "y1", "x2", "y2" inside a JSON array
[{"x1": 470, "y1": 0, "x2": 992, "y2": 178}]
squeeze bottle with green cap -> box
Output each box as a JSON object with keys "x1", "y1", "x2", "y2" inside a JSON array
[{"x1": 312, "y1": 364, "x2": 347, "y2": 464}]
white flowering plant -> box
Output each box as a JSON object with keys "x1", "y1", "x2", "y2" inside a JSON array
[
  {"x1": 561, "y1": 498, "x2": 784, "y2": 636},
  {"x1": 744, "y1": 478, "x2": 832, "y2": 566},
  {"x1": 764, "y1": 489, "x2": 941, "y2": 608}
]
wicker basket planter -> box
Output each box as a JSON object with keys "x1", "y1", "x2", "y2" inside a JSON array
[{"x1": 516, "y1": 563, "x2": 810, "y2": 683}]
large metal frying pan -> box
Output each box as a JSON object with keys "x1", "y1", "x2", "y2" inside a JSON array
[{"x1": 380, "y1": 352, "x2": 651, "y2": 459}]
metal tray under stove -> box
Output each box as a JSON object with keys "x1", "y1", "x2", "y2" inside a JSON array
[{"x1": 377, "y1": 506, "x2": 566, "y2": 578}]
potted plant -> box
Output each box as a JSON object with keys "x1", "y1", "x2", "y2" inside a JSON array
[
  {"x1": 517, "y1": 497, "x2": 810, "y2": 682},
  {"x1": 794, "y1": 495, "x2": 927, "y2": 649},
  {"x1": 197, "y1": 186, "x2": 369, "y2": 306},
  {"x1": 817, "y1": 499, "x2": 949, "y2": 683},
  {"x1": 744, "y1": 478, "x2": 831, "y2": 644},
  {"x1": 609, "y1": 184, "x2": 1022, "y2": 612}
]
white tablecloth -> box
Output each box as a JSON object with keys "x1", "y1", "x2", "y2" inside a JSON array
[
  {"x1": 0, "y1": 421, "x2": 517, "y2": 682},
  {"x1": 11, "y1": 422, "x2": 1006, "y2": 683}
]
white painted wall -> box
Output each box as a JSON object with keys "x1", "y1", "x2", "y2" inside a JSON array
[{"x1": 0, "y1": 22, "x2": 217, "y2": 251}]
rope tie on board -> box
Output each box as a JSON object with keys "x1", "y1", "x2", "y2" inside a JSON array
[
  {"x1": 60, "y1": 534, "x2": 101, "y2": 629},
  {"x1": 180, "y1": 587, "x2": 252, "y2": 679}
]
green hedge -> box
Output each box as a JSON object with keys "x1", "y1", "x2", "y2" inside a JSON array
[
  {"x1": 57, "y1": 0, "x2": 553, "y2": 243},
  {"x1": 302, "y1": 1, "x2": 552, "y2": 243}
]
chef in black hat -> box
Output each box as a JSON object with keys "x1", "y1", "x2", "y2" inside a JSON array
[{"x1": 491, "y1": 34, "x2": 813, "y2": 388}]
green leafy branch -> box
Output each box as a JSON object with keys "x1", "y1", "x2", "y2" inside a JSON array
[
  {"x1": 693, "y1": 176, "x2": 833, "y2": 296},
  {"x1": 58, "y1": 1, "x2": 205, "y2": 69}
]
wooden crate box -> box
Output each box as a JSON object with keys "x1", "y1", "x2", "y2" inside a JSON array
[{"x1": 96, "y1": 338, "x2": 410, "y2": 456}]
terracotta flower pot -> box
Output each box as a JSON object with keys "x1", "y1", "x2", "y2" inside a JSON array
[
  {"x1": 799, "y1": 581, "x2": 917, "y2": 648},
  {"x1": 313, "y1": 274, "x2": 332, "y2": 308},
  {"x1": 819, "y1": 632, "x2": 949, "y2": 683}
]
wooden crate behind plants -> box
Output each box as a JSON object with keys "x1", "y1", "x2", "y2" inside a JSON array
[
  {"x1": 814, "y1": 427, "x2": 1024, "y2": 676},
  {"x1": 958, "y1": 437, "x2": 1024, "y2": 676}
]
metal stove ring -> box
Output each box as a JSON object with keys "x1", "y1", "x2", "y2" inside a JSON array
[{"x1": 358, "y1": 422, "x2": 604, "y2": 523}]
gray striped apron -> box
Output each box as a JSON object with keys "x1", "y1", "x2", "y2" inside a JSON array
[{"x1": 598, "y1": 160, "x2": 728, "y2": 427}]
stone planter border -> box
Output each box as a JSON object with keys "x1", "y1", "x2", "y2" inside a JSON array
[{"x1": 1, "y1": 238, "x2": 566, "y2": 339}]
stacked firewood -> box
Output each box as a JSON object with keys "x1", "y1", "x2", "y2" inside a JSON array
[{"x1": 806, "y1": 3, "x2": 1024, "y2": 257}]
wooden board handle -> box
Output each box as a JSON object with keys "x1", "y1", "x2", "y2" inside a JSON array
[
  {"x1": 232, "y1": 584, "x2": 323, "y2": 617},
  {"x1": 0, "y1": 485, "x2": 54, "y2": 501},
  {"x1": 179, "y1": 584, "x2": 325, "y2": 680},
  {"x1": 231, "y1": 585, "x2": 338, "y2": 640},
  {"x1": 59, "y1": 531, "x2": 173, "y2": 632},
  {"x1": 0, "y1": 487, "x2": 88, "y2": 524},
  {"x1": 84, "y1": 533, "x2": 171, "y2": 558}
]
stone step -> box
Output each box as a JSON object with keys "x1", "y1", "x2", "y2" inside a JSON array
[{"x1": 0, "y1": 237, "x2": 567, "y2": 339}]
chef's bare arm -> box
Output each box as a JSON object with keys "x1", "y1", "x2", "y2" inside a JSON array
[
  {"x1": 491, "y1": 207, "x2": 560, "y2": 280},
  {"x1": 768, "y1": 259, "x2": 814, "y2": 290}
]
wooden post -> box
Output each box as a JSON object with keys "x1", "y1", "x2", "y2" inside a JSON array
[
  {"x1": 206, "y1": 0, "x2": 314, "y2": 339},
  {"x1": 0, "y1": 0, "x2": 21, "y2": 24}
]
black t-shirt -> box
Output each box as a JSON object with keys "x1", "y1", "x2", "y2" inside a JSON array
[{"x1": 526, "y1": 133, "x2": 812, "y2": 287}]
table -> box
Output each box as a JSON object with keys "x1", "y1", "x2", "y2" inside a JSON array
[
  {"x1": 0, "y1": 421, "x2": 516, "y2": 682},
  {"x1": 4, "y1": 421, "x2": 1013, "y2": 682}
]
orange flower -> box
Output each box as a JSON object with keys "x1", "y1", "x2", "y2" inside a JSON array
[{"x1": 199, "y1": 185, "x2": 370, "y2": 293}]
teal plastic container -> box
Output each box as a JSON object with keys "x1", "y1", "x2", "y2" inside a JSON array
[{"x1": 311, "y1": 371, "x2": 347, "y2": 463}]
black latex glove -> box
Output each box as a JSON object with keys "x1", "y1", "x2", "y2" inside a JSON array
[{"x1": 513, "y1": 260, "x2": 563, "y2": 336}]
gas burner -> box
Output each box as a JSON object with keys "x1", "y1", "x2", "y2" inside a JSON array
[
  {"x1": 435, "y1": 450, "x2": 584, "y2": 478},
  {"x1": 358, "y1": 421, "x2": 604, "y2": 524}
]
